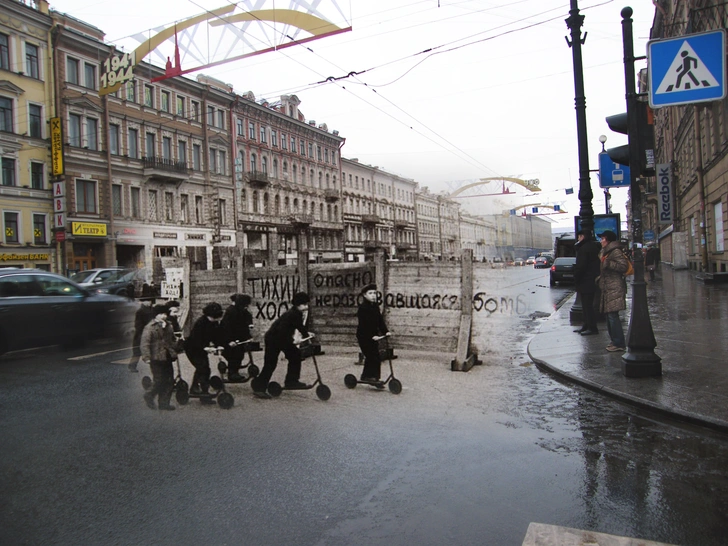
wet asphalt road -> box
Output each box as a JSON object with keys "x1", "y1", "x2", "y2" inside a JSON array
[{"x1": 1, "y1": 266, "x2": 727, "y2": 546}]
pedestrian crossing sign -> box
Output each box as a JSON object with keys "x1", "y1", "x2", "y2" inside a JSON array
[{"x1": 648, "y1": 30, "x2": 725, "y2": 108}]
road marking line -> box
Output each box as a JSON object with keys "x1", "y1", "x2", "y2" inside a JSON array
[{"x1": 67, "y1": 348, "x2": 130, "y2": 361}]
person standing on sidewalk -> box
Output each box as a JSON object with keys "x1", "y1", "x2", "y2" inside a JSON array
[
  {"x1": 573, "y1": 229, "x2": 601, "y2": 336},
  {"x1": 645, "y1": 244, "x2": 659, "y2": 281},
  {"x1": 596, "y1": 230, "x2": 629, "y2": 352}
]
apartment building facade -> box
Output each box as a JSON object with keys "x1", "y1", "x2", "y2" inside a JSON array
[{"x1": 0, "y1": 0, "x2": 54, "y2": 270}]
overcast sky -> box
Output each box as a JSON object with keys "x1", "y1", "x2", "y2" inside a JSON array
[{"x1": 48, "y1": 0, "x2": 656, "y2": 231}]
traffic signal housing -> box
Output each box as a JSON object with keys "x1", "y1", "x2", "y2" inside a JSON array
[{"x1": 605, "y1": 101, "x2": 655, "y2": 177}]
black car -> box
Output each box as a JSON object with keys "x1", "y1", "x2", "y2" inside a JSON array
[
  {"x1": 549, "y1": 257, "x2": 577, "y2": 286},
  {"x1": 91, "y1": 270, "x2": 139, "y2": 299},
  {"x1": 534, "y1": 256, "x2": 551, "y2": 269},
  {"x1": 0, "y1": 269, "x2": 137, "y2": 355}
]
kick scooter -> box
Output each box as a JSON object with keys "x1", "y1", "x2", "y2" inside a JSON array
[
  {"x1": 267, "y1": 335, "x2": 332, "y2": 401},
  {"x1": 217, "y1": 339, "x2": 261, "y2": 383},
  {"x1": 345, "y1": 334, "x2": 402, "y2": 394}
]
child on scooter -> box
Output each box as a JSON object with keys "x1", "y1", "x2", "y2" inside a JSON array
[
  {"x1": 184, "y1": 302, "x2": 225, "y2": 404},
  {"x1": 221, "y1": 293, "x2": 254, "y2": 382},
  {"x1": 141, "y1": 304, "x2": 179, "y2": 411},
  {"x1": 357, "y1": 284, "x2": 390, "y2": 382},
  {"x1": 252, "y1": 292, "x2": 312, "y2": 399}
]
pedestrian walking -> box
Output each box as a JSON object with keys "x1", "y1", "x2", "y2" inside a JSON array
[
  {"x1": 221, "y1": 293, "x2": 254, "y2": 382},
  {"x1": 251, "y1": 292, "x2": 312, "y2": 399},
  {"x1": 356, "y1": 283, "x2": 390, "y2": 381},
  {"x1": 645, "y1": 244, "x2": 659, "y2": 281},
  {"x1": 184, "y1": 302, "x2": 225, "y2": 403},
  {"x1": 596, "y1": 230, "x2": 630, "y2": 352},
  {"x1": 141, "y1": 304, "x2": 179, "y2": 411},
  {"x1": 128, "y1": 298, "x2": 155, "y2": 372},
  {"x1": 573, "y1": 229, "x2": 601, "y2": 336}
]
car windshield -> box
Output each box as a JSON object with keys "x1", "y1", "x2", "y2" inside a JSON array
[
  {"x1": 554, "y1": 258, "x2": 576, "y2": 265},
  {"x1": 70, "y1": 271, "x2": 97, "y2": 284}
]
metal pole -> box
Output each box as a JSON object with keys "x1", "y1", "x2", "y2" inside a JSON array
[
  {"x1": 619, "y1": 6, "x2": 661, "y2": 376},
  {"x1": 566, "y1": 0, "x2": 594, "y2": 322}
]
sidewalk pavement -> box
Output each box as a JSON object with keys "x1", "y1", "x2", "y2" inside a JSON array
[{"x1": 527, "y1": 267, "x2": 728, "y2": 434}]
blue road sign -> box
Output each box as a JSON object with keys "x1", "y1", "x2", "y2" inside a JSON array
[
  {"x1": 599, "y1": 152, "x2": 630, "y2": 188},
  {"x1": 644, "y1": 230, "x2": 655, "y2": 241},
  {"x1": 648, "y1": 30, "x2": 726, "y2": 108}
]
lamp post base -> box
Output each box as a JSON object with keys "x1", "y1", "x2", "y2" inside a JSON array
[
  {"x1": 621, "y1": 352, "x2": 662, "y2": 378},
  {"x1": 569, "y1": 292, "x2": 584, "y2": 323}
]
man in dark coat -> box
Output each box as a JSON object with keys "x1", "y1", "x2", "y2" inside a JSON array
[
  {"x1": 251, "y1": 292, "x2": 311, "y2": 398},
  {"x1": 573, "y1": 229, "x2": 602, "y2": 336},
  {"x1": 357, "y1": 283, "x2": 390, "y2": 381}
]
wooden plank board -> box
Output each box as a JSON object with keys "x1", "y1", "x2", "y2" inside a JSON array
[{"x1": 452, "y1": 314, "x2": 472, "y2": 371}]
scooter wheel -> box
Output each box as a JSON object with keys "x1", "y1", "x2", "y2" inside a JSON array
[
  {"x1": 217, "y1": 361, "x2": 227, "y2": 374},
  {"x1": 217, "y1": 392, "x2": 234, "y2": 409},
  {"x1": 268, "y1": 381, "x2": 283, "y2": 397},
  {"x1": 388, "y1": 378, "x2": 402, "y2": 395},
  {"x1": 209, "y1": 376, "x2": 224, "y2": 391},
  {"x1": 141, "y1": 376, "x2": 152, "y2": 390},
  {"x1": 248, "y1": 364, "x2": 260, "y2": 378},
  {"x1": 316, "y1": 384, "x2": 332, "y2": 401},
  {"x1": 344, "y1": 374, "x2": 358, "y2": 389},
  {"x1": 176, "y1": 388, "x2": 190, "y2": 405},
  {"x1": 176, "y1": 380, "x2": 189, "y2": 394}
]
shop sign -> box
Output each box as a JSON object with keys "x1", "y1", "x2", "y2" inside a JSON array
[
  {"x1": 1, "y1": 253, "x2": 50, "y2": 262},
  {"x1": 55, "y1": 231, "x2": 65, "y2": 242},
  {"x1": 71, "y1": 222, "x2": 107, "y2": 237},
  {"x1": 153, "y1": 232, "x2": 178, "y2": 239},
  {"x1": 50, "y1": 117, "x2": 64, "y2": 176},
  {"x1": 186, "y1": 234, "x2": 205, "y2": 240}
]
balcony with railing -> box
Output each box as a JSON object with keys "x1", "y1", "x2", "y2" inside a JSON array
[
  {"x1": 247, "y1": 170, "x2": 269, "y2": 187},
  {"x1": 142, "y1": 156, "x2": 190, "y2": 183},
  {"x1": 324, "y1": 188, "x2": 340, "y2": 202},
  {"x1": 395, "y1": 241, "x2": 415, "y2": 251},
  {"x1": 394, "y1": 219, "x2": 411, "y2": 229},
  {"x1": 361, "y1": 214, "x2": 381, "y2": 225},
  {"x1": 363, "y1": 239, "x2": 383, "y2": 249},
  {"x1": 288, "y1": 213, "x2": 315, "y2": 227}
]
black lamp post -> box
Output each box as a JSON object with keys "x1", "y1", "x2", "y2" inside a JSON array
[{"x1": 566, "y1": 0, "x2": 594, "y2": 322}]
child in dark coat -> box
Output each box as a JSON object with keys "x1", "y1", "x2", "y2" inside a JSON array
[
  {"x1": 128, "y1": 299, "x2": 155, "y2": 372},
  {"x1": 141, "y1": 304, "x2": 179, "y2": 410},
  {"x1": 221, "y1": 293, "x2": 254, "y2": 381},
  {"x1": 357, "y1": 284, "x2": 389, "y2": 382},
  {"x1": 184, "y1": 302, "x2": 225, "y2": 401},
  {"x1": 252, "y1": 292, "x2": 312, "y2": 398}
]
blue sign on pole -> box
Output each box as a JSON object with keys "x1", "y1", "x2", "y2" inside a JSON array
[
  {"x1": 599, "y1": 153, "x2": 630, "y2": 188},
  {"x1": 648, "y1": 29, "x2": 726, "y2": 108},
  {"x1": 644, "y1": 230, "x2": 656, "y2": 242}
]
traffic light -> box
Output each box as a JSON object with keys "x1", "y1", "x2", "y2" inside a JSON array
[{"x1": 605, "y1": 101, "x2": 655, "y2": 177}]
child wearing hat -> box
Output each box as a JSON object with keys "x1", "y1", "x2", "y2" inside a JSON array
[
  {"x1": 357, "y1": 284, "x2": 390, "y2": 382},
  {"x1": 221, "y1": 293, "x2": 254, "y2": 381},
  {"x1": 141, "y1": 304, "x2": 179, "y2": 410},
  {"x1": 184, "y1": 302, "x2": 225, "y2": 401},
  {"x1": 252, "y1": 292, "x2": 312, "y2": 398}
]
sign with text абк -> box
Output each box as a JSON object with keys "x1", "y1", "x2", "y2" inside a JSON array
[
  {"x1": 50, "y1": 117, "x2": 64, "y2": 176},
  {"x1": 648, "y1": 29, "x2": 726, "y2": 108},
  {"x1": 598, "y1": 153, "x2": 630, "y2": 188},
  {"x1": 657, "y1": 163, "x2": 674, "y2": 225}
]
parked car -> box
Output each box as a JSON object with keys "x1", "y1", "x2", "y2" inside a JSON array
[
  {"x1": 534, "y1": 256, "x2": 551, "y2": 269},
  {"x1": 526, "y1": 256, "x2": 536, "y2": 265},
  {"x1": 91, "y1": 269, "x2": 140, "y2": 299},
  {"x1": 549, "y1": 257, "x2": 577, "y2": 286},
  {"x1": 513, "y1": 259, "x2": 525, "y2": 266},
  {"x1": 70, "y1": 268, "x2": 128, "y2": 288},
  {"x1": 0, "y1": 269, "x2": 136, "y2": 355}
]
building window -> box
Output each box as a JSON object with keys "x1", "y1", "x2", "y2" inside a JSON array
[
  {"x1": 84, "y1": 63, "x2": 96, "y2": 90},
  {"x1": 250, "y1": 153, "x2": 257, "y2": 172},
  {"x1": 241, "y1": 189, "x2": 247, "y2": 213},
  {"x1": 165, "y1": 192, "x2": 174, "y2": 221},
  {"x1": 131, "y1": 187, "x2": 140, "y2": 218},
  {"x1": 161, "y1": 91, "x2": 170, "y2": 112},
  {"x1": 31, "y1": 162, "x2": 44, "y2": 189},
  {"x1": 209, "y1": 149, "x2": 217, "y2": 173},
  {"x1": 33, "y1": 214, "x2": 47, "y2": 244},
  {"x1": 25, "y1": 43, "x2": 39, "y2": 79},
  {"x1": 236, "y1": 118, "x2": 243, "y2": 136},
  {"x1": 273, "y1": 159, "x2": 278, "y2": 178},
  {"x1": 0, "y1": 33, "x2": 9, "y2": 71},
  {"x1": 146, "y1": 132, "x2": 155, "y2": 157},
  {"x1": 128, "y1": 128, "x2": 138, "y2": 158},
  {"x1": 76, "y1": 179, "x2": 97, "y2": 214},
  {"x1": 248, "y1": 122, "x2": 255, "y2": 139},
  {"x1": 218, "y1": 199, "x2": 226, "y2": 225},
  {"x1": 181, "y1": 194, "x2": 189, "y2": 223},
  {"x1": 162, "y1": 136, "x2": 172, "y2": 160},
  {"x1": 176, "y1": 96, "x2": 184, "y2": 116},
  {"x1": 4, "y1": 212, "x2": 19, "y2": 243},
  {"x1": 219, "y1": 150, "x2": 226, "y2": 175},
  {"x1": 715, "y1": 201, "x2": 725, "y2": 252},
  {"x1": 308, "y1": 143, "x2": 314, "y2": 157},
  {"x1": 300, "y1": 140, "x2": 305, "y2": 155},
  {"x1": 0, "y1": 97, "x2": 12, "y2": 132},
  {"x1": 191, "y1": 101, "x2": 200, "y2": 122},
  {"x1": 68, "y1": 114, "x2": 81, "y2": 147},
  {"x1": 281, "y1": 133, "x2": 287, "y2": 150},
  {"x1": 144, "y1": 85, "x2": 154, "y2": 107},
  {"x1": 261, "y1": 156, "x2": 267, "y2": 174},
  {"x1": 126, "y1": 81, "x2": 136, "y2": 103},
  {"x1": 178, "y1": 140, "x2": 187, "y2": 165},
  {"x1": 290, "y1": 136, "x2": 295, "y2": 151},
  {"x1": 109, "y1": 124, "x2": 119, "y2": 155},
  {"x1": 148, "y1": 190, "x2": 158, "y2": 221},
  {"x1": 317, "y1": 146, "x2": 322, "y2": 160},
  {"x1": 86, "y1": 118, "x2": 98, "y2": 150},
  {"x1": 195, "y1": 195, "x2": 203, "y2": 223},
  {"x1": 253, "y1": 191, "x2": 259, "y2": 213},
  {"x1": 325, "y1": 149, "x2": 329, "y2": 163},
  {"x1": 193, "y1": 144, "x2": 201, "y2": 170},
  {"x1": 271, "y1": 130, "x2": 277, "y2": 147},
  {"x1": 28, "y1": 104, "x2": 42, "y2": 138},
  {"x1": 217, "y1": 110, "x2": 224, "y2": 129},
  {"x1": 207, "y1": 105, "x2": 214, "y2": 126},
  {"x1": 2, "y1": 158, "x2": 16, "y2": 186},
  {"x1": 112, "y1": 184, "x2": 122, "y2": 216},
  {"x1": 260, "y1": 126, "x2": 267, "y2": 143}
]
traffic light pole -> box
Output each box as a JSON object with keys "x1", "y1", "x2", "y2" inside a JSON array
[
  {"x1": 619, "y1": 7, "x2": 661, "y2": 377},
  {"x1": 566, "y1": 0, "x2": 594, "y2": 322}
]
